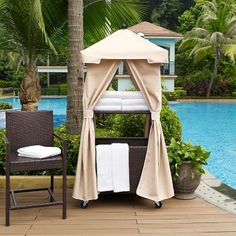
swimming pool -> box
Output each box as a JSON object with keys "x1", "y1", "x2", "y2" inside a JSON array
[
  {"x1": 171, "y1": 102, "x2": 236, "y2": 190},
  {"x1": 1, "y1": 97, "x2": 236, "y2": 189}
]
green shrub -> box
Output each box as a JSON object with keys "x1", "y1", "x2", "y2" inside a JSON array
[
  {"x1": 175, "y1": 87, "x2": 184, "y2": 90},
  {"x1": 161, "y1": 106, "x2": 182, "y2": 145},
  {"x1": 54, "y1": 125, "x2": 79, "y2": 175},
  {"x1": 163, "y1": 91, "x2": 178, "y2": 101},
  {"x1": 41, "y1": 87, "x2": 67, "y2": 95},
  {"x1": 112, "y1": 114, "x2": 146, "y2": 137},
  {"x1": 162, "y1": 94, "x2": 169, "y2": 106},
  {"x1": 0, "y1": 102, "x2": 12, "y2": 110},
  {"x1": 175, "y1": 89, "x2": 187, "y2": 97},
  {"x1": 232, "y1": 91, "x2": 236, "y2": 97},
  {"x1": 228, "y1": 79, "x2": 236, "y2": 93},
  {"x1": 0, "y1": 80, "x2": 12, "y2": 88},
  {"x1": 96, "y1": 128, "x2": 119, "y2": 137},
  {"x1": 184, "y1": 70, "x2": 211, "y2": 96},
  {"x1": 49, "y1": 84, "x2": 67, "y2": 88}
]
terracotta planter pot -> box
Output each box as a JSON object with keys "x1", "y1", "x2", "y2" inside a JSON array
[{"x1": 174, "y1": 161, "x2": 201, "y2": 199}]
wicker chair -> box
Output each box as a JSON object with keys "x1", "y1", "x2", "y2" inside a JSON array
[{"x1": 3, "y1": 111, "x2": 67, "y2": 226}]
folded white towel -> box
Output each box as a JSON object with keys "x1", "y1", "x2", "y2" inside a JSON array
[
  {"x1": 17, "y1": 145, "x2": 61, "y2": 159},
  {"x1": 120, "y1": 91, "x2": 143, "y2": 99},
  {"x1": 121, "y1": 98, "x2": 148, "y2": 106},
  {"x1": 96, "y1": 145, "x2": 113, "y2": 192},
  {"x1": 102, "y1": 91, "x2": 144, "y2": 99},
  {"x1": 96, "y1": 98, "x2": 121, "y2": 106},
  {"x1": 111, "y1": 143, "x2": 130, "y2": 192},
  {"x1": 122, "y1": 105, "x2": 149, "y2": 111},
  {"x1": 102, "y1": 91, "x2": 123, "y2": 98},
  {"x1": 94, "y1": 105, "x2": 122, "y2": 111}
]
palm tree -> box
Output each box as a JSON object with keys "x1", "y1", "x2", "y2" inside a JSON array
[
  {"x1": 0, "y1": 0, "x2": 67, "y2": 110},
  {"x1": 179, "y1": 0, "x2": 236, "y2": 96},
  {"x1": 67, "y1": 0, "x2": 83, "y2": 134},
  {"x1": 67, "y1": 0, "x2": 144, "y2": 134}
]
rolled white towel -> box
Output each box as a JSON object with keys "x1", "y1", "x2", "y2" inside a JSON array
[
  {"x1": 94, "y1": 105, "x2": 122, "y2": 111},
  {"x1": 96, "y1": 98, "x2": 121, "y2": 106},
  {"x1": 17, "y1": 145, "x2": 61, "y2": 159},
  {"x1": 121, "y1": 98, "x2": 148, "y2": 106},
  {"x1": 96, "y1": 145, "x2": 113, "y2": 192},
  {"x1": 122, "y1": 105, "x2": 149, "y2": 111}
]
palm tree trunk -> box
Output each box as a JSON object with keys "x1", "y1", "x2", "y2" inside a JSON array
[
  {"x1": 207, "y1": 52, "x2": 219, "y2": 97},
  {"x1": 19, "y1": 64, "x2": 41, "y2": 111},
  {"x1": 67, "y1": 0, "x2": 84, "y2": 134}
]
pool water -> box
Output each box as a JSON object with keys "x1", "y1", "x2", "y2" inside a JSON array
[
  {"x1": 1, "y1": 97, "x2": 236, "y2": 189},
  {"x1": 171, "y1": 102, "x2": 236, "y2": 189},
  {"x1": 0, "y1": 97, "x2": 66, "y2": 128}
]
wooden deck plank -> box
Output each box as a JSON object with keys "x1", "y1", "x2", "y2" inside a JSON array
[{"x1": 0, "y1": 189, "x2": 236, "y2": 235}]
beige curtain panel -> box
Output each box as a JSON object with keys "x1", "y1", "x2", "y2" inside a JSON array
[
  {"x1": 73, "y1": 29, "x2": 174, "y2": 202},
  {"x1": 73, "y1": 60, "x2": 120, "y2": 200},
  {"x1": 125, "y1": 60, "x2": 174, "y2": 201}
]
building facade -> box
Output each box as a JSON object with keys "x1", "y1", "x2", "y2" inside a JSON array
[{"x1": 117, "y1": 21, "x2": 183, "y2": 92}]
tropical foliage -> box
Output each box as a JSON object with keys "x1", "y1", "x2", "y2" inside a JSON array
[
  {"x1": 142, "y1": 0, "x2": 194, "y2": 31},
  {"x1": 0, "y1": 0, "x2": 144, "y2": 113},
  {"x1": 179, "y1": 0, "x2": 236, "y2": 96},
  {"x1": 0, "y1": 0, "x2": 67, "y2": 110}
]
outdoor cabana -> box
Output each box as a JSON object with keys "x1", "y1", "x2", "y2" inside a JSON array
[{"x1": 72, "y1": 29, "x2": 174, "y2": 206}]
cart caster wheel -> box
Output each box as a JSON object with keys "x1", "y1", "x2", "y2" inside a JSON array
[
  {"x1": 154, "y1": 201, "x2": 162, "y2": 209},
  {"x1": 80, "y1": 201, "x2": 89, "y2": 209}
]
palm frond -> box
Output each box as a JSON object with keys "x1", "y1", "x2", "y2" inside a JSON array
[
  {"x1": 83, "y1": 0, "x2": 145, "y2": 46},
  {"x1": 222, "y1": 44, "x2": 236, "y2": 63},
  {"x1": 192, "y1": 46, "x2": 213, "y2": 63},
  {"x1": 0, "y1": 0, "x2": 57, "y2": 64}
]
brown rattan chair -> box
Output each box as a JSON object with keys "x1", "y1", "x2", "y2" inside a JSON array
[{"x1": 3, "y1": 110, "x2": 67, "y2": 226}]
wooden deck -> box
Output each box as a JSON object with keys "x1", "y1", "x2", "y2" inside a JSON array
[{"x1": 0, "y1": 188, "x2": 236, "y2": 235}]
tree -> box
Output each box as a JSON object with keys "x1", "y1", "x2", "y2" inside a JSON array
[
  {"x1": 178, "y1": 0, "x2": 206, "y2": 34},
  {"x1": 179, "y1": 0, "x2": 236, "y2": 96},
  {"x1": 0, "y1": 0, "x2": 67, "y2": 110},
  {"x1": 150, "y1": 0, "x2": 194, "y2": 31},
  {"x1": 67, "y1": 0, "x2": 144, "y2": 134}
]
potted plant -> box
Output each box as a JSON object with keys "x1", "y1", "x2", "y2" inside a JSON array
[{"x1": 167, "y1": 138, "x2": 210, "y2": 199}]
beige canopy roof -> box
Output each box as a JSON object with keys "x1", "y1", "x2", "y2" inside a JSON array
[{"x1": 81, "y1": 29, "x2": 168, "y2": 64}]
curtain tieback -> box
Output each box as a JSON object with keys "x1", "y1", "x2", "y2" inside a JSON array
[
  {"x1": 151, "y1": 111, "x2": 160, "y2": 121},
  {"x1": 83, "y1": 110, "x2": 94, "y2": 119}
]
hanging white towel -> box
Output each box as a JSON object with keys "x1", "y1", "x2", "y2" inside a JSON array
[
  {"x1": 96, "y1": 145, "x2": 113, "y2": 192},
  {"x1": 111, "y1": 143, "x2": 130, "y2": 192},
  {"x1": 17, "y1": 145, "x2": 61, "y2": 159}
]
